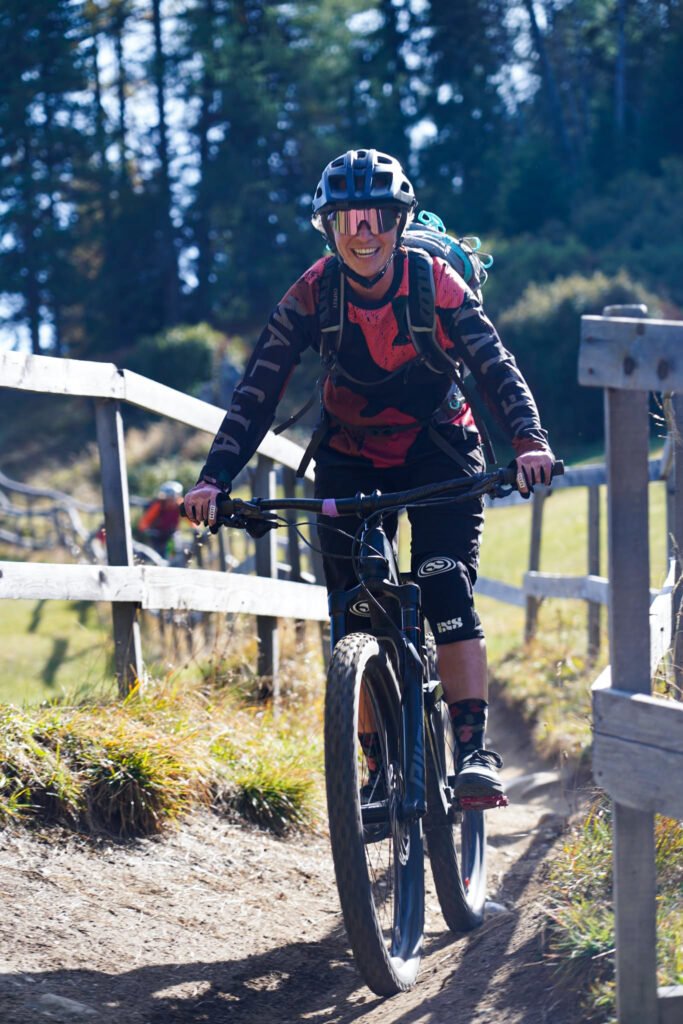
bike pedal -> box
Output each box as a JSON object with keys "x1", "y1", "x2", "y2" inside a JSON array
[{"x1": 458, "y1": 794, "x2": 509, "y2": 810}]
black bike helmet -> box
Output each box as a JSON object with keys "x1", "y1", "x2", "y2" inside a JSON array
[{"x1": 311, "y1": 149, "x2": 416, "y2": 288}]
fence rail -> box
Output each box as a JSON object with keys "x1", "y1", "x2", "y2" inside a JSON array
[{"x1": 1, "y1": 348, "x2": 673, "y2": 683}]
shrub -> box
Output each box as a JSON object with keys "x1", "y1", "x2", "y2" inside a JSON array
[
  {"x1": 572, "y1": 159, "x2": 683, "y2": 309},
  {"x1": 498, "y1": 271, "x2": 664, "y2": 448},
  {"x1": 125, "y1": 322, "x2": 227, "y2": 395}
]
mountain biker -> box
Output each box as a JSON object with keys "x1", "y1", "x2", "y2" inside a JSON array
[
  {"x1": 137, "y1": 480, "x2": 183, "y2": 558},
  {"x1": 184, "y1": 148, "x2": 554, "y2": 809}
]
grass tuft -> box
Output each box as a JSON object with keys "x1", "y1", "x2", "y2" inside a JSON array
[
  {"x1": 544, "y1": 794, "x2": 683, "y2": 1021},
  {"x1": 0, "y1": 669, "x2": 323, "y2": 838}
]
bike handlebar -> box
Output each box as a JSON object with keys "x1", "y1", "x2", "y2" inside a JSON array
[{"x1": 181, "y1": 460, "x2": 564, "y2": 528}]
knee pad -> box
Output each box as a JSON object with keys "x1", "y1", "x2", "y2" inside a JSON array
[{"x1": 414, "y1": 555, "x2": 484, "y2": 643}]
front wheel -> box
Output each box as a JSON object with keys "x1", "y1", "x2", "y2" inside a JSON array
[
  {"x1": 423, "y1": 635, "x2": 486, "y2": 931},
  {"x1": 324, "y1": 633, "x2": 424, "y2": 995}
]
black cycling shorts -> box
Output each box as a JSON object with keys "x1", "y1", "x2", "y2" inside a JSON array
[{"x1": 314, "y1": 437, "x2": 486, "y2": 644}]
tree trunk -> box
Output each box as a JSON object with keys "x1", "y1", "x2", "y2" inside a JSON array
[
  {"x1": 194, "y1": 0, "x2": 217, "y2": 322},
  {"x1": 615, "y1": 0, "x2": 627, "y2": 163},
  {"x1": 523, "y1": 0, "x2": 575, "y2": 170},
  {"x1": 21, "y1": 134, "x2": 42, "y2": 355},
  {"x1": 151, "y1": 0, "x2": 180, "y2": 325}
]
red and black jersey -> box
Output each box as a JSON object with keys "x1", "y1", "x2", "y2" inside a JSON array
[{"x1": 201, "y1": 249, "x2": 549, "y2": 482}]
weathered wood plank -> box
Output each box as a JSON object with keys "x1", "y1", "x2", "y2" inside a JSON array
[
  {"x1": 593, "y1": 674, "x2": 683, "y2": 820},
  {"x1": 596, "y1": 739, "x2": 683, "y2": 822},
  {"x1": 142, "y1": 567, "x2": 328, "y2": 620},
  {"x1": 254, "y1": 455, "x2": 279, "y2": 694},
  {"x1": 658, "y1": 987, "x2": 683, "y2": 1024},
  {"x1": 593, "y1": 683, "x2": 683, "y2": 756},
  {"x1": 1, "y1": 351, "x2": 124, "y2": 399},
  {"x1": 0, "y1": 562, "x2": 142, "y2": 602},
  {"x1": 588, "y1": 484, "x2": 601, "y2": 657},
  {"x1": 525, "y1": 489, "x2": 545, "y2": 642},
  {"x1": 649, "y1": 559, "x2": 675, "y2": 675},
  {"x1": 95, "y1": 400, "x2": 142, "y2": 693},
  {"x1": 671, "y1": 394, "x2": 683, "y2": 695},
  {"x1": 0, "y1": 561, "x2": 329, "y2": 620},
  {"x1": 579, "y1": 314, "x2": 683, "y2": 390},
  {"x1": 0, "y1": 352, "x2": 313, "y2": 479},
  {"x1": 121, "y1": 370, "x2": 313, "y2": 476},
  {"x1": 606, "y1": 388, "x2": 651, "y2": 693},
  {"x1": 523, "y1": 571, "x2": 610, "y2": 604},
  {"x1": 473, "y1": 576, "x2": 525, "y2": 607},
  {"x1": 612, "y1": 802, "x2": 659, "y2": 1024}
]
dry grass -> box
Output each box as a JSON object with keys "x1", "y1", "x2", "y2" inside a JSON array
[
  {"x1": 544, "y1": 794, "x2": 683, "y2": 1021},
  {"x1": 0, "y1": 630, "x2": 326, "y2": 839},
  {"x1": 490, "y1": 603, "x2": 608, "y2": 766}
]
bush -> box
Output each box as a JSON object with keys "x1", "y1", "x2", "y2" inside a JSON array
[
  {"x1": 498, "y1": 271, "x2": 664, "y2": 448},
  {"x1": 572, "y1": 159, "x2": 683, "y2": 310},
  {"x1": 125, "y1": 322, "x2": 227, "y2": 395},
  {"x1": 482, "y1": 225, "x2": 595, "y2": 320}
]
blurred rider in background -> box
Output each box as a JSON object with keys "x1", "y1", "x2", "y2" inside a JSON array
[{"x1": 137, "y1": 480, "x2": 183, "y2": 558}]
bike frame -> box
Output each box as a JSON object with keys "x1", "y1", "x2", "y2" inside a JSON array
[
  {"x1": 190, "y1": 462, "x2": 563, "y2": 832},
  {"x1": 329, "y1": 514, "x2": 429, "y2": 825}
]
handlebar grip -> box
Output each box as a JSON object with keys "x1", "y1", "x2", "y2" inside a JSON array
[
  {"x1": 501, "y1": 459, "x2": 565, "y2": 488},
  {"x1": 179, "y1": 495, "x2": 236, "y2": 521}
]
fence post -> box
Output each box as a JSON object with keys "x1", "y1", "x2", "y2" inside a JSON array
[
  {"x1": 254, "y1": 454, "x2": 279, "y2": 699},
  {"x1": 524, "y1": 488, "x2": 546, "y2": 642},
  {"x1": 670, "y1": 393, "x2": 683, "y2": 696},
  {"x1": 283, "y1": 467, "x2": 306, "y2": 649},
  {"x1": 603, "y1": 323, "x2": 658, "y2": 1022},
  {"x1": 305, "y1": 477, "x2": 331, "y2": 666},
  {"x1": 94, "y1": 399, "x2": 143, "y2": 696},
  {"x1": 587, "y1": 484, "x2": 601, "y2": 660}
]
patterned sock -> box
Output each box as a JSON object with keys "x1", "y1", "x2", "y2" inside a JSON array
[
  {"x1": 358, "y1": 732, "x2": 382, "y2": 774},
  {"x1": 448, "y1": 699, "x2": 488, "y2": 766}
]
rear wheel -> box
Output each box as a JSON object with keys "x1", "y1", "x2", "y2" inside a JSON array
[
  {"x1": 325, "y1": 633, "x2": 424, "y2": 994},
  {"x1": 423, "y1": 634, "x2": 486, "y2": 931}
]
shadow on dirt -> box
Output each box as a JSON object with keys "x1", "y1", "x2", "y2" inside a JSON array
[{"x1": 0, "y1": 825, "x2": 581, "y2": 1024}]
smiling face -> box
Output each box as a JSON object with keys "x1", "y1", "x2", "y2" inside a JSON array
[{"x1": 332, "y1": 215, "x2": 399, "y2": 292}]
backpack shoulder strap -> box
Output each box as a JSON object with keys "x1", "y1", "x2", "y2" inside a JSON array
[
  {"x1": 317, "y1": 256, "x2": 345, "y2": 370},
  {"x1": 406, "y1": 248, "x2": 456, "y2": 375},
  {"x1": 406, "y1": 248, "x2": 496, "y2": 464}
]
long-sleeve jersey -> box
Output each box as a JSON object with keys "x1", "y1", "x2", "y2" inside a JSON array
[{"x1": 200, "y1": 249, "x2": 549, "y2": 483}]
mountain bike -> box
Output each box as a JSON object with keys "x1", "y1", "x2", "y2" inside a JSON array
[{"x1": 187, "y1": 460, "x2": 563, "y2": 995}]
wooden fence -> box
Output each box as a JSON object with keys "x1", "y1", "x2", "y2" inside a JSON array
[
  {"x1": 0, "y1": 348, "x2": 673, "y2": 698},
  {"x1": 0, "y1": 350, "x2": 328, "y2": 696},
  {"x1": 578, "y1": 309, "x2": 683, "y2": 1024}
]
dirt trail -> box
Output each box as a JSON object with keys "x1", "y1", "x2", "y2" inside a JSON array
[{"x1": 0, "y1": 700, "x2": 591, "y2": 1024}]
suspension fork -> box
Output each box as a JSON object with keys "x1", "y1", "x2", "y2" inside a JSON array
[{"x1": 398, "y1": 580, "x2": 426, "y2": 822}]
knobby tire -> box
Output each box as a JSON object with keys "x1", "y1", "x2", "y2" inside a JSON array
[
  {"x1": 324, "y1": 633, "x2": 424, "y2": 995},
  {"x1": 423, "y1": 634, "x2": 486, "y2": 931}
]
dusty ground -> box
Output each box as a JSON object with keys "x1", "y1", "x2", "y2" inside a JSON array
[{"x1": 0, "y1": 702, "x2": 593, "y2": 1024}]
